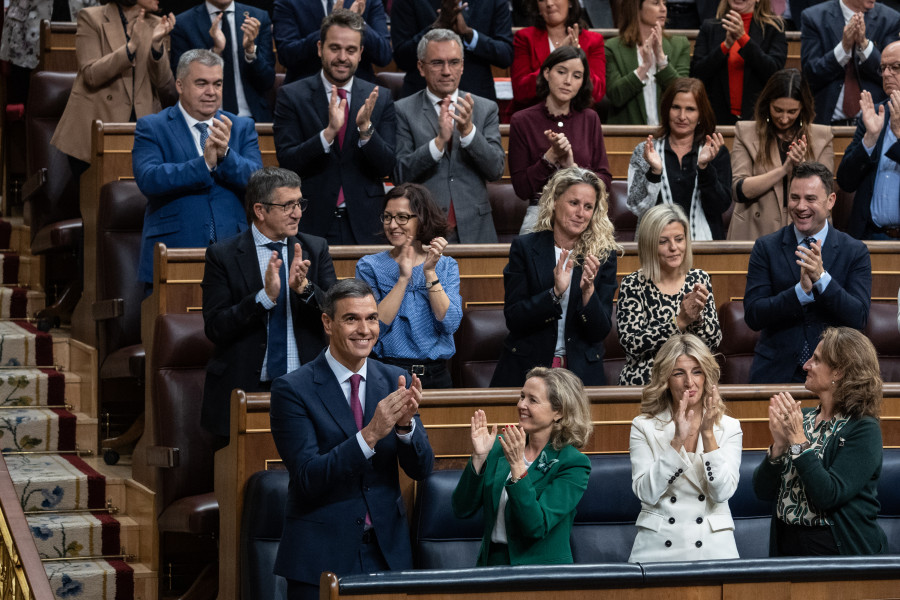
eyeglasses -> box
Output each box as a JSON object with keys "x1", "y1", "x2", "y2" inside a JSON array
[
  {"x1": 880, "y1": 63, "x2": 900, "y2": 74},
  {"x1": 262, "y1": 199, "x2": 307, "y2": 213},
  {"x1": 425, "y1": 59, "x2": 463, "y2": 70},
  {"x1": 380, "y1": 212, "x2": 416, "y2": 225}
]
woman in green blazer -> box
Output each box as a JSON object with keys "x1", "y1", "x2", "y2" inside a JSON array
[
  {"x1": 753, "y1": 327, "x2": 888, "y2": 556},
  {"x1": 604, "y1": 0, "x2": 690, "y2": 125},
  {"x1": 452, "y1": 367, "x2": 592, "y2": 565}
]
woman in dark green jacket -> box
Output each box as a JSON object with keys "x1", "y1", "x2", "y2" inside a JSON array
[
  {"x1": 753, "y1": 327, "x2": 887, "y2": 556},
  {"x1": 452, "y1": 367, "x2": 592, "y2": 565}
]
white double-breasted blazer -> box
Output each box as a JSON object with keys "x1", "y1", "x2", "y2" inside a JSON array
[{"x1": 628, "y1": 409, "x2": 743, "y2": 562}]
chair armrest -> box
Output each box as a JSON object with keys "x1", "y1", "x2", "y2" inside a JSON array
[
  {"x1": 92, "y1": 298, "x2": 125, "y2": 321},
  {"x1": 21, "y1": 168, "x2": 47, "y2": 204},
  {"x1": 146, "y1": 446, "x2": 180, "y2": 468}
]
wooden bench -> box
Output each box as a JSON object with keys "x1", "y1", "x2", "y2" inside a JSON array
[{"x1": 215, "y1": 382, "x2": 900, "y2": 600}]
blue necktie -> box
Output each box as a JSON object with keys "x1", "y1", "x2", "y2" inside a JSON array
[
  {"x1": 195, "y1": 122, "x2": 209, "y2": 152},
  {"x1": 265, "y1": 241, "x2": 288, "y2": 379}
]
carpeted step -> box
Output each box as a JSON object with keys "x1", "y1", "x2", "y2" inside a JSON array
[
  {"x1": 6, "y1": 454, "x2": 105, "y2": 512},
  {"x1": 28, "y1": 512, "x2": 121, "y2": 559},
  {"x1": 0, "y1": 321, "x2": 55, "y2": 367},
  {"x1": 44, "y1": 558, "x2": 133, "y2": 600},
  {"x1": 0, "y1": 287, "x2": 43, "y2": 319},
  {"x1": 0, "y1": 407, "x2": 76, "y2": 452},
  {"x1": 0, "y1": 368, "x2": 66, "y2": 408}
]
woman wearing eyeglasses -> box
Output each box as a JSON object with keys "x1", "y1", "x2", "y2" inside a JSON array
[{"x1": 355, "y1": 183, "x2": 462, "y2": 388}]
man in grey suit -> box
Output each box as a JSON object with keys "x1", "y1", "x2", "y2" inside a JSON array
[{"x1": 394, "y1": 28, "x2": 506, "y2": 243}]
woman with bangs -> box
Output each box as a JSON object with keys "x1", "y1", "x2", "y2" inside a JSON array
[
  {"x1": 690, "y1": 0, "x2": 787, "y2": 125},
  {"x1": 509, "y1": 45, "x2": 612, "y2": 234},
  {"x1": 616, "y1": 204, "x2": 721, "y2": 386},
  {"x1": 727, "y1": 69, "x2": 833, "y2": 240},
  {"x1": 604, "y1": 0, "x2": 690, "y2": 125},
  {"x1": 629, "y1": 334, "x2": 743, "y2": 562},
  {"x1": 627, "y1": 77, "x2": 732, "y2": 240},
  {"x1": 754, "y1": 327, "x2": 887, "y2": 556},
  {"x1": 491, "y1": 166, "x2": 621, "y2": 388}
]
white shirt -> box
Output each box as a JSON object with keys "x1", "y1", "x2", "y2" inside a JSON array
[
  {"x1": 318, "y1": 72, "x2": 372, "y2": 153},
  {"x1": 177, "y1": 101, "x2": 215, "y2": 160},
  {"x1": 424, "y1": 87, "x2": 477, "y2": 161},
  {"x1": 204, "y1": 1, "x2": 252, "y2": 118},
  {"x1": 553, "y1": 245, "x2": 572, "y2": 357},
  {"x1": 490, "y1": 455, "x2": 534, "y2": 544},
  {"x1": 830, "y1": 0, "x2": 875, "y2": 122}
]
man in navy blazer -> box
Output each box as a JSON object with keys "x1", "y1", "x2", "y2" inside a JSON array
[
  {"x1": 273, "y1": 0, "x2": 391, "y2": 85},
  {"x1": 836, "y1": 41, "x2": 900, "y2": 240},
  {"x1": 391, "y1": 0, "x2": 513, "y2": 102},
  {"x1": 270, "y1": 278, "x2": 434, "y2": 600},
  {"x1": 744, "y1": 162, "x2": 871, "y2": 384},
  {"x1": 169, "y1": 0, "x2": 275, "y2": 121},
  {"x1": 201, "y1": 167, "x2": 337, "y2": 446},
  {"x1": 800, "y1": 0, "x2": 900, "y2": 124},
  {"x1": 274, "y1": 9, "x2": 395, "y2": 245},
  {"x1": 134, "y1": 49, "x2": 263, "y2": 283}
]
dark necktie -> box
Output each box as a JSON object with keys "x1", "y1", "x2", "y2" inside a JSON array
[
  {"x1": 218, "y1": 10, "x2": 239, "y2": 114},
  {"x1": 798, "y1": 236, "x2": 817, "y2": 366},
  {"x1": 265, "y1": 241, "x2": 288, "y2": 379},
  {"x1": 197, "y1": 123, "x2": 218, "y2": 242},
  {"x1": 843, "y1": 51, "x2": 861, "y2": 119},
  {"x1": 336, "y1": 88, "x2": 349, "y2": 207},
  {"x1": 437, "y1": 99, "x2": 458, "y2": 230},
  {"x1": 349, "y1": 374, "x2": 372, "y2": 527}
]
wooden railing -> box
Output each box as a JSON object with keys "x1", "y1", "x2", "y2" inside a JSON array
[{"x1": 0, "y1": 456, "x2": 55, "y2": 600}]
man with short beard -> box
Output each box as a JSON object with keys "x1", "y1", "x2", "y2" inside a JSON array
[{"x1": 274, "y1": 8, "x2": 396, "y2": 245}]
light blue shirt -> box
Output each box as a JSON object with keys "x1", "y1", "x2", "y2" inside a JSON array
[
  {"x1": 323, "y1": 348, "x2": 415, "y2": 459},
  {"x1": 863, "y1": 119, "x2": 900, "y2": 228},
  {"x1": 251, "y1": 224, "x2": 301, "y2": 381},
  {"x1": 793, "y1": 221, "x2": 832, "y2": 305}
]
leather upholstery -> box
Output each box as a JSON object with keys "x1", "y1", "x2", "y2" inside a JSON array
[
  {"x1": 607, "y1": 181, "x2": 636, "y2": 243},
  {"x1": 717, "y1": 301, "x2": 760, "y2": 385},
  {"x1": 152, "y1": 313, "x2": 219, "y2": 535},
  {"x1": 241, "y1": 470, "x2": 289, "y2": 600},
  {"x1": 374, "y1": 71, "x2": 405, "y2": 101},
  {"x1": 96, "y1": 181, "x2": 147, "y2": 377},
  {"x1": 452, "y1": 306, "x2": 508, "y2": 388},
  {"x1": 487, "y1": 182, "x2": 527, "y2": 244},
  {"x1": 602, "y1": 304, "x2": 625, "y2": 385},
  {"x1": 24, "y1": 71, "x2": 81, "y2": 250},
  {"x1": 864, "y1": 302, "x2": 900, "y2": 383}
]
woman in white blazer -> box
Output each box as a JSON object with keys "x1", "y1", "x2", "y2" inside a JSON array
[{"x1": 628, "y1": 333, "x2": 743, "y2": 562}]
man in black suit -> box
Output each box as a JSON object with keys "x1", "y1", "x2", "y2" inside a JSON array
[
  {"x1": 274, "y1": 8, "x2": 395, "y2": 244},
  {"x1": 169, "y1": 0, "x2": 276, "y2": 121},
  {"x1": 800, "y1": 0, "x2": 900, "y2": 124},
  {"x1": 744, "y1": 162, "x2": 871, "y2": 384},
  {"x1": 201, "y1": 166, "x2": 337, "y2": 446},
  {"x1": 390, "y1": 0, "x2": 513, "y2": 102}
]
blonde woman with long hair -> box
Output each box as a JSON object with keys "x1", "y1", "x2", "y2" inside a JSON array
[
  {"x1": 491, "y1": 167, "x2": 621, "y2": 387},
  {"x1": 629, "y1": 334, "x2": 743, "y2": 562}
]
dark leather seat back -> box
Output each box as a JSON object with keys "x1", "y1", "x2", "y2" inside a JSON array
[
  {"x1": 864, "y1": 302, "x2": 900, "y2": 383},
  {"x1": 452, "y1": 306, "x2": 507, "y2": 388},
  {"x1": 607, "y1": 181, "x2": 636, "y2": 242},
  {"x1": 267, "y1": 73, "x2": 286, "y2": 117},
  {"x1": 96, "y1": 181, "x2": 147, "y2": 371},
  {"x1": 729, "y1": 450, "x2": 772, "y2": 558},
  {"x1": 571, "y1": 453, "x2": 639, "y2": 562},
  {"x1": 717, "y1": 301, "x2": 760, "y2": 385},
  {"x1": 241, "y1": 470, "x2": 289, "y2": 600},
  {"x1": 487, "y1": 182, "x2": 527, "y2": 243},
  {"x1": 24, "y1": 71, "x2": 79, "y2": 242},
  {"x1": 603, "y1": 304, "x2": 624, "y2": 384},
  {"x1": 374, "y1": 71, "x2": 405, "y2": 101},
  {"x1": 152, "y1": 313, "x2": 218, "y2": 529},
  {"x1": 878, "y1": 449, "x2": 900, "y2": 553},
  {"x1": 411, "y1": 468, "x2": 483, "y2": 569}
]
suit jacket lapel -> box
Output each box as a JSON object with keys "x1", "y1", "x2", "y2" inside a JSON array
[
  {"x1": 168, "y1": 107, "x2": 200, "y2": 160},
  {"x1": 363, "y1": 360, "x2": 384, "y2": 426},
  {"x1": 313, "y1": 355, "x2": 359, "y2": 439},
  {"x1": 780, "y1": 226, "x2": 801, "y2": 281},
  {"x1": 103, "y1": 4, "x2": 133, "y2": 104},
  {"x1": 419, "y1": 91, "x2": 440, "y2": 142},
  {"x1": 310, "y1": 76, "x2": 330, "y2": 132},
  {"x1": 530, "y1": 232, "x2": 557, "y2": 294},
  {"x1": 236, "y1": 230, "x2": 262, "y2": 295}
]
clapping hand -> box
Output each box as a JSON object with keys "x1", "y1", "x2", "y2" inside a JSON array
[
  {"x1": 498, "y1": 424, "x2": 528, "y2": 480},
  {"x1": 288, "y1": 242, "x2": 310, "y2": 294},
  {"x1": 553, "y1": 248, "x2": 575, "y2": 298},
  {"x1": 580, "y1": 254, "x2": 600, "y2": 305},
  {"x1": 470, "y1": 409, "x2": 497, "y2": 473},
  {"x1": 670, "y1": 389, "x2": 698, "y2": 451},
  {"x1": 643, "y1": 134, "x2": 662, "y2": 174},
  {"x1": 795, "y1": 237, "x2": 823, "y2": 294},
  {"x1": 423, "y1": 237, "x2": 447, "y2": 273},
  {"x1": 677, "y1": 282, "x2": 709, "y2": 329},
  {"x1": 697, "y1": 133, "x2": 724, "y2": 169}
]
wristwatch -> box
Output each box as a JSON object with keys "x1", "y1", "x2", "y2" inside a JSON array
[
  {"x1": 789, "y1": 441, "x2": 811, "y2": 456},
  {"x1": 358, "y1": 122, "x2": 375, "y2": 137}
]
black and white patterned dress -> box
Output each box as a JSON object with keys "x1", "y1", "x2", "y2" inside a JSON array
[{"x1": 616, "y1": 268, "x2": 722, "y2": 385}]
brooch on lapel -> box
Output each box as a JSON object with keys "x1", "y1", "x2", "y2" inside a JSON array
[
  {"x1": 535, "y1": 451, "x2": 559, "y2": 474},
  {"x1": 838, "y1": 437, "x2": 845, "y2": 447}
]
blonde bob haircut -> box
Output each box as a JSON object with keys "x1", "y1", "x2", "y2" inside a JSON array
[
  {"x1": 640, "y1": 334, "x2": 725, "y2": 424},
  {"x1": 637, "y1": 204, "x2": 693, "y2": 282},
  {"x1": 533, "y1": 166, "x2": 621, "y2": 264},
  {"x1": 526, "y1": 367, "x2": 593, "y2": 450},
  {"x1": 816, "y1": 327, "x2": 882, "y2": 419}
]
